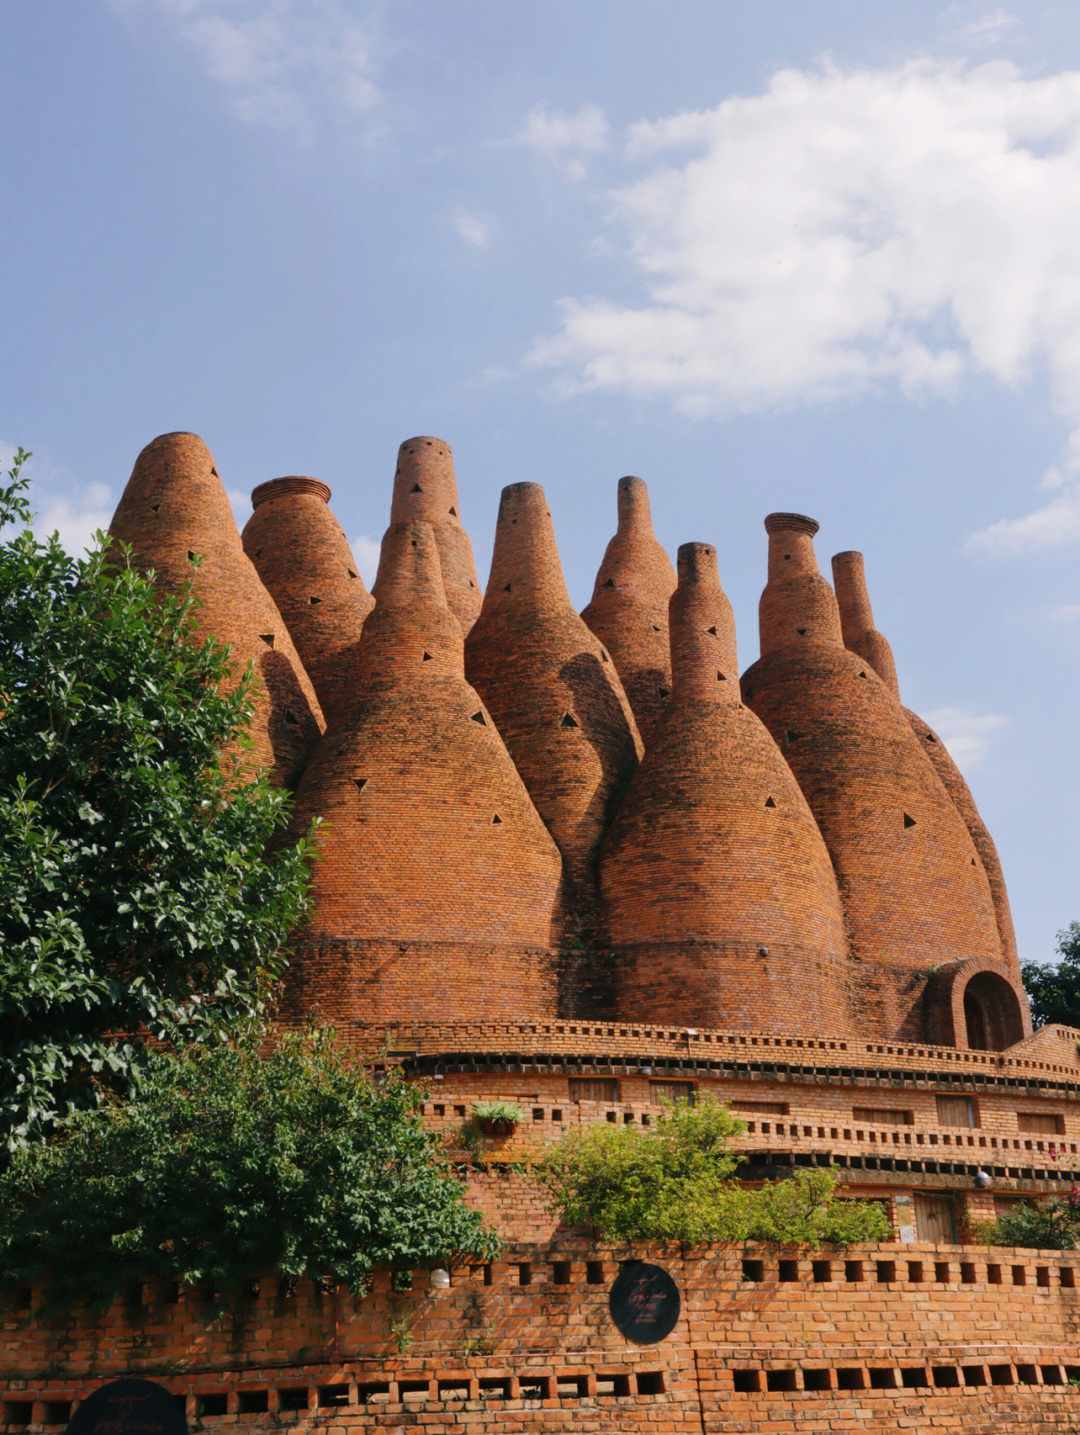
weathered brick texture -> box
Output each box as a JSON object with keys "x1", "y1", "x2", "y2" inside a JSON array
[
  {"x1": 385, "y1": 437, "x2": 482, "y2": 632},
  {"x1": 242, "y1": 477, "x2": 372, "y2": 728},
  {"x1": 600, "y1": 542, "x2": 851, "y2": 1035},
  {"x1": 581, "y1": 476, "x2": 676, "y2": 749},
  {"x1": 108, "y1": 432, "x2": 323, "y2": 786}
]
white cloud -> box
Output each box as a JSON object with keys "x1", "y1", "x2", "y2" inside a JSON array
[
  {"x1": 351, "y1": 533, "x2": 380, "y2": 587},
  {"x1": 529, "y1": 60, "x2": 1080, "y2": 545},
  {"x1": 36, "y1": 484, "x2": 118, "y2": 556},
  {"x1": 452, "y1": 210, "x2": 493, "y2": 248},
  {"x1": 518, "y1": 103, "x2": 609, "y2": 181},
  {"x1": 967, "y1": 429, "x2": 1080, "y2": 553},
  {"x1": 108, "y1": 0, "x2": 380, "y2": 135},
  {"x1": 922, "y1": 706, "x2": 1009, "y2": 769},
  {"x1": 959, "y1": 8, "x2": 1023, "y2": 49}
]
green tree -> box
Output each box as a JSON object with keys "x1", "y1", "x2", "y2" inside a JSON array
[
  {"x1": 539, "y1": 1096, "x2": 890, "y2": 1244},
  {"x1": 0, "y1": 1032, "x2": 500, "y2": 1306},
  {"x1": 1022, "y1": 924, "x2": 1080, "y2": 1029},
  {"x1": 0, "y1": 450, "x2": 317, "y2": 1152},
  {"x1": 982, "y1": 1190, "x2": 1080, "y2": 1251}
]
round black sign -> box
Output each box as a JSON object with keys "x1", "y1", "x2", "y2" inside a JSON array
[
  {"x1": 67, "y1": 1380, "x2": 187, "y2": 1435},
  {"x1": 608, "y1": 1260, "x2": 681, "y2": 1344}
]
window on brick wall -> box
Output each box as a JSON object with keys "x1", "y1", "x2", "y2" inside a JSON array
[
  {"x1": 853, "y1": 1106, "x2": 913, "y2": 1126},
  {"x1": 1017, "y1": 1112, "x2": 1064, "y2": 1135},
  {"x1": 729, "y1": 1099, "x2": 790, "y2": 1116},
  {"x1": 936, "y1": 1096, "x2": 977, "y2": 1128},
  {"x1": 650, "y1": 1081, "x2": 695, "y2": 1106},
  {"x1": 569, "y1": 1078, "x2": 619, "y2": 1103}
]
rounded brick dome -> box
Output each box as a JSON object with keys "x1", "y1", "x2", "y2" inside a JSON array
[
  {"x1": 741, "y1": 515, "x2": 1002, "y2": 997},
  {"x1": 283, "y1": 519, "x2": 563, "y2": 1025},
  {"x1": 107, "y1": 432, "x2": 323, "y2": 786},
  {"x1": 600, "y1": 542, "x2": 851, "y2": 1036},
  {"x1": 832, "y1": 550, "x2": 1019, "y2": 972},
  {"x1": 242, "y1": 476, "x2": 373, "y2": 728},
  {"x1": 464, "y1": 482, "x2": 642, "y2": 897},
  {"x1": 581, "y1": 476, "x2": 677, "y2": 749},
  {"x1": 387, "y1": 437, "x2": 482, "y2": 631}
]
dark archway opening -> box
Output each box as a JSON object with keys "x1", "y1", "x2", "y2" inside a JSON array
[{"x1": 964, "y1": 972, "x2": 1024, "y2": 1051}]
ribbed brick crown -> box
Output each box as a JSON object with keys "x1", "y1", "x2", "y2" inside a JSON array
[
  {"x1": 108, "y1": 432, "x2": 323, "y2": 786},
  {"x1": 464, "y1": 482, "x2": 642, "y2": 893},
  {"x1": 832, "y1": 550, "x2": 901, "y2": 698},
  {"x1": 831, "y1": 552, "x2": 1019, "y2": 972},
  {"x1": 387, "y1": 437, "x2": 482, "y2": 631},
  {"x1": 241, "y1": 476, "x2": 373, "y2": 728},
  {"x1": 742, "y1": 516, "x2": 1003, "y2": 991},
  {"x1": 284, "y1": 517, "x2": 562, "y2": 1024},
  {"x1": 600, "y1": 542, "x2": 850, "y2": 1036},
  {"x1": 760, "y1": 513, "x2": 844, "y2": 653}
]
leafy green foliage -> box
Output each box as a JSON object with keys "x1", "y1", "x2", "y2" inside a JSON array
[
  {"x1": 539, "y1": 1096, "x2": 891, "y2": 1244},
  {"x1": 0, "y1": 1031, "x2": 500, "y2": 1305},
  {"x1": 981, "y1": 1190, "x2": 1080, "y2": 1251},
  {"x1": 0, "y1": 450, "x2": 317, "y2": 1152},
  {"x1": 1022, "y1": 923, "x2": 1080, "y2": 1029},
  {"x1": 471, "y1": 1100, "x2": 525, "y2": 1126}
]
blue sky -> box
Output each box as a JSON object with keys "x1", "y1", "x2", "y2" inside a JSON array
[{"x1": 4, "y1": 1, "x2": 1079, "y2": 967}]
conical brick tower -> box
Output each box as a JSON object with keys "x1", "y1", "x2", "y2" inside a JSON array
[
  {"x1": 832, "y1": 549, "x2": 1019, "y2": 971},
  {"x1": 581, "y1": 476, "x2": 676, "y2": 748},
  {"x1": 385, "y1": 437, "x2": 482, "y2": 631},
  {"x1": 600, "y1": 542, "x2": 851, "y2": 1035},
  {"x1": 464, "y1": 482, "x2": 642, "y2": 902},
  {"x1": 740, "y1": 514, "x2": 1004, "y2": 1040},
  {"x1": 107, "y1": 432, "x2": 323, "y2": 786},
  {"x1": 241, "y1": 477, "x2": 373, "y2": 728},
  {"x1": 282, "y1": 518, "x2": 563, "y2": 1025}
]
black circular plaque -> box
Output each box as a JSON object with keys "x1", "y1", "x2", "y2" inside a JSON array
[
  {"x1": 66, "y1": 1379, "x2": 187, "y2": 1435},
  {"x1": 608, "y1": 1260, "x2": 681, "y2": 1344}
]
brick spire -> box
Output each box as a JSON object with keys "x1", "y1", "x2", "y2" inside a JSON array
[
  {"x1": 831, "y1": 550, "x2": 900, "y2": 698},
  {"x1": 741, "y1": 514, "x2": 1003, "y2": 1010},
  {"x1": 388, "y1": 437, "x2": 482, "y2": 631},
  {"x1": 241, "y1": 476, "x2": 373, "y2": 728},
  {"x1": 832, "y1": 550, "x2": 1019, "y2": 971},
  {"x1": 581, "y1": 476, "x2": 676, "y2": 748},
  {"x1": 464, "y1": 482, "x2": 642, "y2": 898},
  {"x1": 282, "y1": 517, "x2": 563, "y2": 1025},
  {"x1": 600, "y1": 542, "x2": 851, "y2": 1036},
  {"x1": 107, "y1": 432, "x2": 323, "y2": 786}
]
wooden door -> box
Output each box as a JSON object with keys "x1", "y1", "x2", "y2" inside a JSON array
[{"x1": 914, "y1": 1193, "x2": 957, "y2": 1243}]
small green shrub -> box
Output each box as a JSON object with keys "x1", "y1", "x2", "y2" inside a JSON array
[
  {"x1": 539, "y1": 1095, "x2": 889, "y2": 1244},
  {"x1": 982, "y1": 1192, "x2": 1080, "y2": 1251},
  {"x1": 472, "y1": 1100, "x2": 525, "y2": 1127}
]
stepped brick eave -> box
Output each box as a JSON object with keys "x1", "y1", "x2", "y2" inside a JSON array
[
  {"x1": 581, "y1": 475, "x2": 677, "y2": 747},
  {"x1": 386, "y1": 436, "x2": 482, "y2": 631},
  {"x1": 107, "y1": 431, "x2": 323, "y2": 786},
  {"x1": 241, "y1": 475, "x2": 373, "y2": 727},
  {"x1": 742, "y1": 515, "x2": 1007, "y2": 1023},
  {"x1": 284, "y1": 518, "x2": 563, "y2": 1023},
  {"x1": 465, "y1": 481, "x2": 642, "y2": 900},
  {"x1": 601, "y1": 541, "x2": 851, "y2": 1035}
]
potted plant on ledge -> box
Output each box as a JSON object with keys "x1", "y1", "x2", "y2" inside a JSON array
[{"x1": 472, "y1": 1099, "x2": 525, "y2": 1138}]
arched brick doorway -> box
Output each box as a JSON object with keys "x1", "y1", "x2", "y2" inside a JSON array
[{"x1": 963, "y1": 971, "x2": 1025, "y2": 1051}]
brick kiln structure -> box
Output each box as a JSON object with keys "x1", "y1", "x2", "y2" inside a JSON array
[{"x1": 10, "y1": 430, "x2": 1079, "y2": 1434}]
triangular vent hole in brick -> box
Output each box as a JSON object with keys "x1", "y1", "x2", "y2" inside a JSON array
[
  {"x1": 560, "y1": 713, "x2": 579, "y2": 728},
  {"x1": 926, "y1": 732, "x2": 937, "y2": 743},
  {"x1": 652, "y1": 624, "x2": 663, "y2": 632},
  {"x1": 260, "y1": 633, "x2": 275, "y2": 648},
  {"x1": 601, "y1": 650, "x2": 610, "y2": 663},
  {"x1": 858, "y1": 670, "x2": 868, "y2": 679},
  {"x1": 658, "y1": 686, "x2": 670, "y2": 699},
  {"x1": 188, "y1": 550, "x2": 197, "y2": 562},
  {"x1": 471, "y1": 710, "x2": 487, "y2": 725},
  {"x1": 309, "y1": 595, "x2": 321, "y2": 605},
  {"x1": 707, "y1": 625, "x2": 718, "y2": 635},
  {"x1": 903, "y1": 812, "x2": 917, "y2": 829},
  {"x1": 604, "y1": 578, "x2": 616, "y2": 588},
  {"x1": 411, "y1": 483, "x2": 423, "y2": 492},
  {"x1": 717, "y1": 671, "x2": 726, "y2": 682},
  {"x1": 765, "y1": 796, "x2": 777, "y2": 808},
  {"x1": 422, "y1": 651, "x2": 433, "y2": 662},
  {"x1": 150, "y1": 503, "x2": 160, "y2": 512},
  {"x1": 353, "y1": 778, "x2": 368, "y2": 792},
  {"x1": 796, "y1": 627, "x2": 807, "y2": 636},
  {"x1": 449, "y1": 505, "x2": 457, "y2": 517},
  {"x1": 347, "y1": 568, "x2": 358, "y2": 579},
  {"x1": 285, "y1": 710, "x2": 298, "y2": 726},
  {"x1": 785, "y1": 729, "x2": 803, "y2": 745},
  {"x1": 492, "y1": 814, "x2": 502, "y2": 824},
  {"x1": 503, "y1": 582, "x2": 512, "y2": 593}
]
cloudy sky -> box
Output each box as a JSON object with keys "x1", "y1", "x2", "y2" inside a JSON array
[{"x1": 4, "y1": 1, "x2": 1079, "y2": 966}]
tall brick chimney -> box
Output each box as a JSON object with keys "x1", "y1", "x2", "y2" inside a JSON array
[
  {"x1": 831, "y1": 550, "x2": 900, "y2": 698},
  {"x1": 283, "y1": 517, "x2": 563, "y2": 1025},
  {"x1": 464, "y1": 482, "x2": 642, "y2": 904},
  {"x1": 600, "y1": 542, "x2": 851, "y2": 1036},
  {"x1": 581, "y1": 477, "x2": 676, "y2": 748},
  {"x1": 388, "y1": 437, "x2": 482, "y2": 632},
  {"x1": 832, "y1": 550, "x2": 1019, "y2": 972},
  {"x1": 108, "y1": 432, "x2": 323, "y2": 786},
  {"x1": 242, "y1": 477, "x2": 373, "y2": 728},
  {"x1": 741, "y1": 514, "x2": 1003, "y2": 1020}
]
